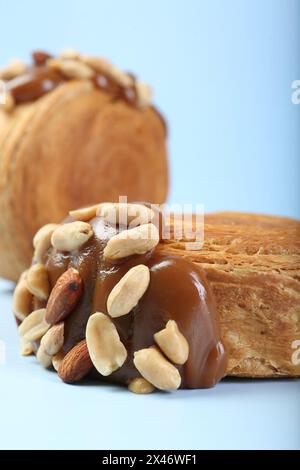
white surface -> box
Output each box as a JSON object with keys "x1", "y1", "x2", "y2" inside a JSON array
[{"x1": 0, "y1": 279, "x2": 299, "y2": 450}]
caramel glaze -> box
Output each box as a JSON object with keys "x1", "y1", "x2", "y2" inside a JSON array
[
  {"x1": 3, "y1": 50, "x2": 168, "y2": 132},
  {"x1": 45, "y1": 216, "x2": 227, "y2": 389}
]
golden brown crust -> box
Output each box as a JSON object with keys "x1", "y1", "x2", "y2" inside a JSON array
[
  {"x1": 158, "y1": 212, "x2": 300, "y2": 378},
  {"x1": 0, "y1": 81, "x2": 168, "y2": 280}
]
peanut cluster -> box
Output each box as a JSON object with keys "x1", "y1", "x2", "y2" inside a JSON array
[
  {"x1": 1, "y1": 49, "x2": 152, "y2": 112},
  {"x1": 13, "y1": 202, "x2": 190, "y2": 394}
]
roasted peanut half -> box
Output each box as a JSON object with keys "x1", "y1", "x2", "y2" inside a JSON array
[
  {"x1": 40, "y1": 322, "x2": 64, "y2": 356},
  {"x1": 18, "y1": 308, "x2": 50, "y2": 342},
  {"x1": 20, "y1": 338, "x2": 34, "y2": 357},
  {"x1": 107, "y1": 265, "x2": 150, "y2": 318},
  {"x1": 33, "y1": 223, "x2": 58, "y2": 262},
  {"x1": 86, "y1": 312, "x2": 127, "y2": 376},
  {"x1": 97, "y1": 203, "x2": 154, "y2": 227},
  {"x1": 51, "y1": 221, "x2": 93, "y2": 251},
  {"x1": 47, "y1": 58, "x2": 94, "y2": 79},
  {"x1": 26, "y1": 263, "x2": 49, "y2": 301},
  {"x1": 104, "y1": 223, "x2": 159, "y2": 260},
  {"x1": 128, "y1": 378, "x2": 155, "y2": 394},
  {"x1": 69, "y1": 204, "x2": 100, "y2": 222},
  {"x1": 12, "y1": 271, "x2": 33, "y2": 322},
  {"x1": 135, "y1": 82, "x2": 152, "y2": 109},
  {"x1": 0, "y1": 58, "x2": 27, "y2": 80},
  {"x1": 133, "y1": 347, "x2": 181, "y2": 391},
  {"x1": 36, "y1": 345, "x2": 52, "y2": 369},
  {"x1": 59, "y1": 48, "x2": 81, "y2": 60},
  {"x1": 154, "y1": 320, "x2": 189, "y2": 365}
]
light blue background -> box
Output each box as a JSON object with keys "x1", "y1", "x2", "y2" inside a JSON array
[
  {"x1": 0, "y1": 0, "x2": 299, "y2": 217},
  {"x1": 0, "y1": 279, "x2": 299, "y2": 450},
  {"x1": 0, "y1": 0, "x2": 299, "y2": 451}
]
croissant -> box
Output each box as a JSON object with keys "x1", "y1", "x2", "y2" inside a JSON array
[
  {"x1": 160, "y1": 211, "x2": 300, "y2": 378},
  {"x1": 0, "y1": 50, "x2": 168, "y2": 281}
]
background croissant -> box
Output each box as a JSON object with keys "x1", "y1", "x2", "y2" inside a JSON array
[{"x1": 0, "y1": 50, "x2": 168, "y2": 281}]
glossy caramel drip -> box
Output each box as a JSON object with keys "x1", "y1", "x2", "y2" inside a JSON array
[{"x1": 45, "y1": 214, "x2": 227, "y2": 389}]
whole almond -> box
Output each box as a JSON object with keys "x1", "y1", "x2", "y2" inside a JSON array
[
  {"x1": 26, "y1": 263, "x2": 49, "y2": 300},
  {"x1": 51, "y1": 221, "x2": 93, "y2": 251},
  {"x1": 32, "y1": 50, "x2": 52, "y2": 66},
  {"x1": 45, "y1": 268, "x2": 82, "y2": 324},
  {"x1": 58, "y1": 340, "x2": 93, "y2": 383}
]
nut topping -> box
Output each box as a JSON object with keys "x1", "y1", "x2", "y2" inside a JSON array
[
  {"x1": 2, "y1": 92, "x2": 15, "y2": 112},
  {"x1": 104, "y1": 223, "x2": 159, "y2": 260},
  {"x1": 86, "y1": 312, "x2": 127, "y2": 376},
  {"x1": 52, "y1": 350, "x2": 66, "y2": 372},
  {"x1": 32, "y1": 50, "x2": 52, "y2": 66},
  {"x1": 154, "y1": 320, "x2": 189, "y2": 365},
  {"x1": 51, "y1": 221, "x2": 93, "y2": 251},
  {"x1": 47, "y1": 58, "x2": 94, "y2": 79},
  {"x1": 26, "y1": 263, "x2": 49, "y2": 300},
  {"x1": 133, "y1": 347, "x2": 181, "y2": 391},
  {"x1": 18, "y1": 308, "x2": 50, "y2": 342},
  {"x1": 58, "y1": 340, "x2": 93, "y2": 383},
  {"x1": 107, "y1": 264, "x2": 150, "y2": 318},
  {"x1": 81, "y1": 56, "x2": 133, "y2": 87},
  {"x1": 135, "y1": 82, "x2": 152, "y2": 109},
  {"x1": 20, "y1": 338, "x2": 34, "y2": 356},
  {"x1": 128, "y1": 378, "x2": 155, "y2": 394},
  {"x1": 0, "y1": 59, "x2": 27, "y2": 80},
  {"x1": 40, "y1": 322, "x2": 64, "y2": 356},
  {"x1": 69, "y1": 204, "x2": 99, "y2": 222},
  {"x1": 106, "y1": 65, "x2": 133, "y2": 88},
  {"x1": 12, "y1": 271, "x2": 33, "y2": 321},
  {"x1": 45, "y1": 268, "x2": 82, "y2": 324},
  {"x1": 36, "y1": 345, "x2": 52, "y2": 369},
  {"x1": 33, "y1": 223, "x2": 59, "y2": 262},
  {"x1": 59, "y1": 48, "x2": 81, "y2": 60},
  {"x1": 97, "y1": 203, "x2": 154, "y2": 227}
]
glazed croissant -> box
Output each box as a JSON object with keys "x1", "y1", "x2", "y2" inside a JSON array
[{"x1": 0, "y1": 49, "x2": 168, "y2": 281}]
